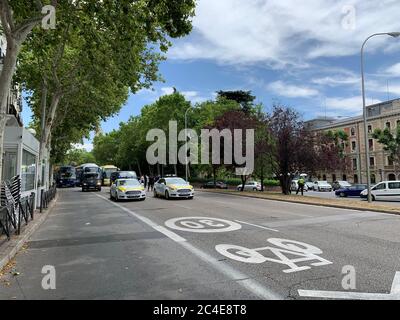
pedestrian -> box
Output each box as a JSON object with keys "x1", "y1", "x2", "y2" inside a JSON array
[
  {"x1": 140, "y1": 175, "x2": 144, "y2": 184},
  {"x1": 296, "y1": 177, "x2": 305, "y2": 196},
  {"x1": 144, "y1": 174, "x2": 148, "y2": 189},
  {"x1": 148, "y1": 175, "x2": 155, "y2": 191}
]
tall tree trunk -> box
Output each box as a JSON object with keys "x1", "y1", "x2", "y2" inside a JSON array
[
  {"x1": 260, "y1": 165, "x2": 264, "y2": 192},
  {"x1": 0, "y1": 39, "x2": 20, "y2": 182}
]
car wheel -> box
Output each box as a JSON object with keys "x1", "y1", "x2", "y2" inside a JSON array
[
  {"x1": 340, "y1": 192, "x2": 346, "y2": 197},
  {"x1": 372, "y1": 195, "x2": 376, "y2": 201},
  {"x1": 253, "y1": 188, "x2": 257, "y2": 191},
  {"x1": 165, "y1": 191, "x2": 170, "y2": 200}
]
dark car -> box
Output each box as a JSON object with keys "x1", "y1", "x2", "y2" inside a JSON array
[
  {"x1": 335, "y1": 184, "x2": 367, "y2": 197},
  {"x1": 110, "y1": 171, "x2": 138, "y2": 185},
  {"x1": 201, "y1": 181, "x2": 228, "y2": 189}
]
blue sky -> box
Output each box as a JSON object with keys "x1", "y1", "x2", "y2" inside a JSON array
[{"x1": 22, "y1": 0, "x2": 400, "y2": 151}]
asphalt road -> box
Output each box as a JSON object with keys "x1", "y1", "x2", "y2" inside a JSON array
[{"x1": 1, "y1": 187, "x2": 400, "y2": 300}]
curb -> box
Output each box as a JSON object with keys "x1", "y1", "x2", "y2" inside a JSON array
[
  {"x1": 198, "y1": 190, "x2": 400, "y2": 216},
  {"x1": 0, "y1": 193, "x2": 59, "y2": 272}
]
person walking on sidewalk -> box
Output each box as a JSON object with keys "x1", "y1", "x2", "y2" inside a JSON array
[
  {"x1": 296, "y1": 177, "x2": 305, "y2": 196},
  {"x1": 148, "y1": 175, "x2": 155, "y2": 191}
]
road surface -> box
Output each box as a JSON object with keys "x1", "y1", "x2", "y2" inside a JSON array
[{"x1": 0, "y1": 188, "x2": 399, "y2": 300}]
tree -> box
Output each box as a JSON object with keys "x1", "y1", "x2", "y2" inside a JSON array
[
  {"x1": 373, "y1": 126, "x2": 400, "y2": 175},
  {"x1": 13, "y1": 0, "x2": 196, "y2": 184},
  {"x1": 268, "y1": 106, "x2": 317, "y2": 194},
  {"x1": 62, "y1": 148, "x2": 96, "y2": 166},
  {"x1": 0, "y1": 0, "x2": 59, "y2": 181},
  {"x1": 211, "y1": 110, "x2": 259, "y2": 191},
  {"x1": 216, "y1": 90, "x2": 256, "y2": 114},
  {"x1": 92, "y1": 131, "x2": 120, "y2": 166}
]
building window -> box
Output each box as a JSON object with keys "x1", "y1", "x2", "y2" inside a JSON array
[
  {"x1": 370, "y1": 157, "x2": 375, "y2": 166},
  {"x1": 2, "y1": 150, "x2": 18, "y2": 181},
  {"x1": 352, "y1": 158, "x2": 357, "y2": 170},
  {"x1": 351, "y1": 141, "x2": 356, "y2": 151},
  {"x1": 388, "y1": 174, "x2": 396, "y2": 181},
  {"x1": 323, "y1": 174, "x2": 327, "y2": 181},
  {"x1": 351, "y1": 127, "x2": 355, "y2": 136},
  {"x1": 386, "y1": 122, "x2": 391, "y2": 130},
  {"x1": 388, "y1": 157, "x2": 394, "y2": 166},
  {"x1": 397, "y1": 120, "x2": 400, "y2": 128},
  {"x1": 370, "y1": 174, "x2": 376, "y2": 184},
  {"x1": 354, "y1": 174, "x2": 359, "y2": 183},
  {"x1": 368, "y1": 125, "x2": 372, "y2": 133},
  {"x1": 343, "y1": 174, "x2": 347, "y2": 181},
  {"x1": 332, "y1": 174, "x2": 336, "y2": 182},
  {"x1": 369, "y1": 139, "x2": 374, "y2": 151},
  {"x1": 21, "y1": 149, "x2": 36, "y2": 192}
]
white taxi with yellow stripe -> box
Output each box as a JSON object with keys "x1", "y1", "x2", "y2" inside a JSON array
[
  {"x1": 154, "y1": 177, "x2": 194, "y2": 200},
  {"x1": 110, "y1": 179, "x2": 146, "y2": 201}
]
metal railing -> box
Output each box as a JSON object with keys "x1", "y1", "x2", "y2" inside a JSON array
[
  {"x1": 0, "y1": 182, "x2": 57, "y2": 241},
  {"x1": 39, "y1": 184, "x2": 57, "y2": 213},
  {"x1": 0, "y1": 192, "x2": 35, "y2": 240}
]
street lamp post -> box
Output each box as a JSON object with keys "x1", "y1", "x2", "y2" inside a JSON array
[
  {"x1": 184, "y1": 106, "x2": 195, "y2": 182},
  {"x1": 361, "y1": 32, "x2": 400, "y2": 203}
]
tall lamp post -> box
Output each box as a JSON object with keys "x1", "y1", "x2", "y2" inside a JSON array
[
  {"x1": 361, "y1": 32, "x2": 400, "y2": 203},
  {"x1": 184, "y1": 106, "x2": 198, "y2": 182}
]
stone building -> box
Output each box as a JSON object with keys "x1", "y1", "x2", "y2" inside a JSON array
[{"x1": 306, "y1": 98, "x2": 400, "y2": 184}]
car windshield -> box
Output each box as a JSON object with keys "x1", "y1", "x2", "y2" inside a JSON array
[
  {"x1": 119, "y1": 172, "x2": 137, "y2": 179},
  {"x1": 166, "y1": 178, "x2": 188, "y2": 185},
  {"x1": 119, "y1": 180, "x2": 140, "y2": 187},
  {"x1": 104, "y1": 169, "x2": 117, "y2": 178}
]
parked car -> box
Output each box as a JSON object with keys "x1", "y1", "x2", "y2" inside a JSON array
[
  {"x1": 332, "y1": 181, "x2": 352, "y2": 191},
  {"x1": 154, "y1": 177, "x2": 194, "y2": 200},
  {"x1": 202, "y1": 181, "x2": 228, "y2": 189},
  {"x1": 110, "y1": 178, "x2": 146, "y2": 201},
  {"x1": 110, "y1": 171, "x2": 138, "y2": 185},
  {"x1": 237, "y1": 181, "x2": 262, "y2": 191},
  {"x1": 361, "y1": 181, "x2": 400, "y2": 201},
  {"x1": 313, "y1": 181, "x2": 332, "y2": 192},
  {"x1": 305, "y1": 181, "x2": 314, "y2": 191},
  {"x1": 335, "y1": 184, "x2": 367, "y2": 197},
  {"x1": 291, "y1": 180, "x2": 309, "y2": 192}
]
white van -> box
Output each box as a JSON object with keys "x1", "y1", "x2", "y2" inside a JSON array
[{"x1": 360, "y1": 181, "x2": 400, "y2": 201}]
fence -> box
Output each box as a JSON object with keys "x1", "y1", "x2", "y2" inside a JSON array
[{"x1": 0, "y1": 179, "x2": 57, "y2": 241}]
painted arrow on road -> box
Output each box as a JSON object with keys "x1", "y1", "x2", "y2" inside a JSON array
[{"x1": 298, "y1": 272, "x2": 400, "y2": 300}]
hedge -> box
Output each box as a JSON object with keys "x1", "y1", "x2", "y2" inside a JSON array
[{"x1": 189, "y1": 177, "x2": 280, "y2": 187}]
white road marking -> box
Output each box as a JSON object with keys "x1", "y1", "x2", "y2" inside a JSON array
[
  {"x1": 234, "y1": 220, "x2": 279, "y2": 232},
  {"x1": 298, "y1": 272, "x2": 400, "y2": 300},
  {"x1": 216, "y1": 239, "x2": 332, "y2": 273},
  {"x1": 165, "y1": 217, "x2": 242, "y2": 233},
  {"x1": 95, "y1": 194, "x2": 282, "y2": 300}
]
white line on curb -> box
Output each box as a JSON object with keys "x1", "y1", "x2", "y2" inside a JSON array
[{"x1": 95, "y1": 193, "x2": 282, "y2": 300}]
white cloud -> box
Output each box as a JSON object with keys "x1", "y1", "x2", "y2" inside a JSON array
[
  {"x1": 267, "y1": 81, "x2": 319, "y2": 98},
  {"x1": 384, "y1": 63, "x2": 400, "y2": 77},
  {"x1": 325, "y1": 96, "x2": 382, "y2": 113},
  {"x1": 170, "y1": 0, "x2": 400, "y2": 66},
  {"x1": 312, "y1": 75, "x2": 360, "y2": 87},
  {"x1": 161, "y1": 87, "x2": 175, "y2": 95}
]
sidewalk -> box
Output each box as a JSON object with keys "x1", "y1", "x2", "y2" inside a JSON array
[
  {"x1": 199, "y1": 189, "x2": 400, "y2": 215},
  {"x1": 0, "y1": 193, "x2": 58, "y2": 272}
]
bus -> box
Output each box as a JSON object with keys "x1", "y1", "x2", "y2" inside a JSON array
[
  {"x1": 101, "y1": 165, "x2": 119, "y2": 186},
  {"x1": 55, "y1": 166, "x2": 77, "y2": 188},
  {"x1": 80, "y1": 163, "x2": 102, "y2": 192}
]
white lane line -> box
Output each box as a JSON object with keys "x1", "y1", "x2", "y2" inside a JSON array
[
  {"x1": 234, "y1": 220, "x2": 279, "y2": 233},
  {"x1": 95, "y1": 193, "x2": 282, "y2": 300}
]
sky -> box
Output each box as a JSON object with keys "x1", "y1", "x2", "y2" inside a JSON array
[{"x1": 21, "y1": 0, "x2": 400, "y2": 151}]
